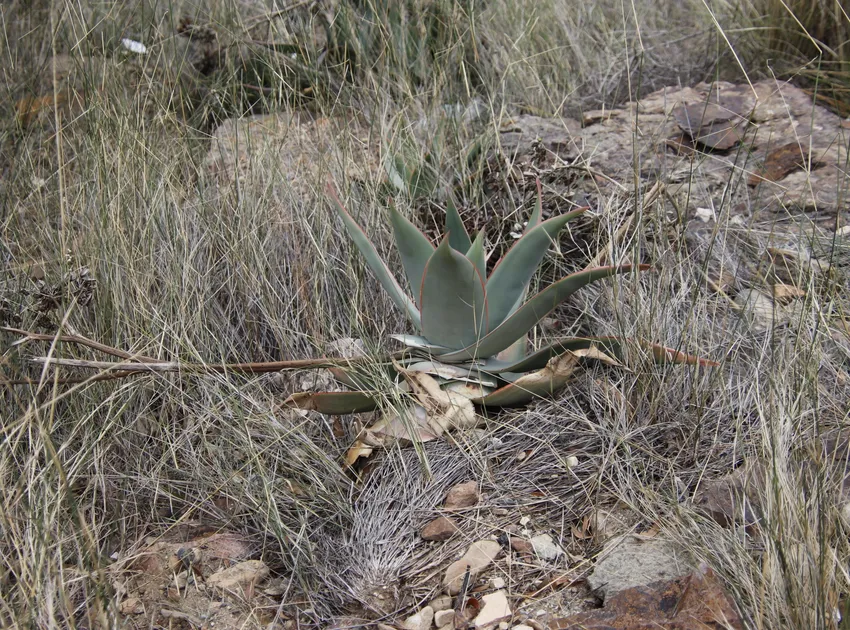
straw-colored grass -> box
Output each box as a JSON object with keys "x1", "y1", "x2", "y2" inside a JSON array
[{"x1": 0, "y1": 0, "x2": 847, "y2": 628}]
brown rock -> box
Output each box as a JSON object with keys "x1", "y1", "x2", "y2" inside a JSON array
[
  {"x1": 693, "y1": 464, "x2": 763, "y2": 530},
  {"x1": 119, "y1": 597, "x2": 144, "y2": 615},
  {"x1": 421, "y1": 517, "x2": 459, "y2": 541},
  {"x1": 550, "y1": 566, "x2": 743, "y2": 629},
  {"x1": 748, "y1": 142, "x2": 809, "y2": 185},
  {"x1": 445, "y1": 481, "x2": 479, "y2": 509},
  {"x1": 509, "y1": 537, "x2": 533, "y2": 556}
]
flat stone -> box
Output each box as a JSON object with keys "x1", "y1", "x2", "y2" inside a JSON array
[
  {"x1": 497, "y1": 80, "x2": 850, "y2": 224},
  {"x1": 588, "y1": 536, "x2": 691, "y2": 600},
  {"x1": 529, "y1": 534, "x2": 563, "y2": 561},
  {"x1": 403, "y1": 606, "x2": 433, "y2": 630},
  {"x1": 443, "y1": 540, "x2": 501, "y2": 595},
  {"x1": 429, "y1": 595, "x2": 453, "y2": 612},
  {"x1": 206, "y1": 559, "x2": 269, "y2": 595},
  {"x1": 421, "y1": 516, "x2": 459, "y2": 541},
  {"x1": 444, "y1": 481, "x2": 479, "y2": 509},
  {"x1": 473, "y1": 590, "x2": 511, "y2": 628},
  {"x1": 434, "y1": 609, "x2": 456, "y2": 627}
]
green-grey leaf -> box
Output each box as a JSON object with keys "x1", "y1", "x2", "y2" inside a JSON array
[
  {"x1": 327, "y1": 184, "x2": 421, "y2": 330},
  {"x1": 482, "y1": 335, "x2": 719, "y2": 373},
  {"x1": 389, "y1": 204, "x2": 435, "y2": 307},
  {"x1": 482, "y1": 337, "x2": 614, "y2": 373},
  {"x1": 420, "y1": 238, "x2": 488, "y2": 349},
  {"x1": 466, "y1": 230, "x2": 486, "y2": 283},
  {"x1": 446, "y1": 196, "x2": 472, "y2": 252},
  {"x1": 472, "y1": 381, "x2": 550, "y2": 407},
  {"x1": 385, "y1": 155, "x2": 409, "y2": 194},
  {"x1": 525, "y1": 178, "x2": 544, "y2": 232},
  {"x1": 390, "y1": 334, "x2": 450, "y2": 353},
  {"x1": 284, "y1": 390, "x2": 380, "y2": 414},
  {"x1": 485, "y1": 208, "x2": 588, "y2": 330},
  {"x1": 439, "y1": 265, "x2": 648, "y2": 362}
]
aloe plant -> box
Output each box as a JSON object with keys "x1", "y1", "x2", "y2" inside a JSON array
[{"x1": 284, "y1": 181, "x2": 715, "y2": 420}]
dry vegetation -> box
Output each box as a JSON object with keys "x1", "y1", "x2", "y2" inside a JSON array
[{"x1": 0, "y1": 0, "x2": 848, "y2": 628}]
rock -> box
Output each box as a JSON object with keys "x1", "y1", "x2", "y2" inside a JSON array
[
  {"x1": 509, "y1": 537, "x2": 533, "y2": 557},
  {"x1": 444, "y1": 481, "x2": 479, "y2": 509},
  {"x1": 588, "y1": 536, "x2": 691, "y2": 600},
  {"x1": 119, "y1": 597, "x2": 144, "y2": 615},
  {"x1": 443, "y1": 540, "x2": 502, "y2": 595},
  {"x1": 693, "y1": 463, "x2": 763, "y2": 529},
  {"x1": 529, "y1": 534, "x2": 563, "y2": 561},
  {"x1": 206, "y1": 559, "x2": 270, "y2": 596},
  {"x1": 202, "y1": 113, "x2": 379, "y2": 195},
  {"x1": 473, "y1": 590, "x2": 511, "y2": 628},
  {"x1": 499, "y1": 115, "x2": 582, "y2": 163},
  {"x1": 326, "y1": 337, "x2": 367, "y2": 358},
  {"x1": 434, "y1": 609, "x2": 456, "y2": 627},
  {"x1": 402, "y1": 606, "x2": 433, "y2": 630},
  {"x1": 735, "y1": 289, "x2": 778, "y2": 332},
  {"x1": 496, "y1": 81, "x2": 850, "y2": 224},
  {"x1": 590, "y1": 506, "x2": 634, "y2": 543},
  {"x1": 421, "y1": 516, "x2": 459, "y2": 541},
  {"x1": 491, "y1": 577, "x2": 506, "y2": 589},
  {"x1": 551, "y1": 566, "x2": 743, "y2": 629},
  {"x1": 429, "y1": 595, "x2": 454, "y2": 612}
]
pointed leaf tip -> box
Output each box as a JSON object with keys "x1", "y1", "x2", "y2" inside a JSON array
[
  {"x1": 486, "y1": 208, "x2": 589, "y2": 329},
  {"x1": 420, "y1": 237, "x2": 488, "y2": 349},
  {"x1": 326, "y1": 183, "x2": 421, "y2": 329},
  {"x1": 446, "y1": 196, "x2": 472, "y2": 253},
  {"x1": 388, "y1": 202, "x2": 435, "y2": 307}
]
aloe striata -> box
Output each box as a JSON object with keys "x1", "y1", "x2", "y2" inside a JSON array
[{"x1": 284, "y1": 180, "x2": 716, "y2": 417}]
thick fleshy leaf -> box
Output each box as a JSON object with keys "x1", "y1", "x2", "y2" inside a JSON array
[
  {"x1": 329, "y1": 364, "x2": 402, "y2": 390},
  {"x1": 390, "y1": 334, "x2": 450, "y2": 353},
  {"x1": 420, "y1": 238, "x2": 488, "y2": 349},
  {"x1": 283, "y1": 390, "x2": 380, "y2": 414},
  {"x1": 327, "y1": 184, "x2": 421, "y2": 329},
  {"x1": 388, "y1": 203, "x2": 435, "y2": 306},
  {"x1": 482, "y1": 336, "x2": 718, "y2": 373},
  {"x1": 526, "y1": 178, "x2": 544, "y2": 232},
  {"x1": 445, "y1": 196, "x2": 472, "y2": 252},
  {"x1": 437, "y1": 265, "x2": 648, "y2": 362},
  {"x1": 406, "y1": 361, "x2": 498, "y2": 387},
  {"x1": 471, "y1": 352, "x2": 579, "y2": 407},
  {"x1": 493, "y1": 180, "x2": 550, "y2": 363},
  {"x1": 486, "y1": 208, "x2": 588, "y2": 330},
  {"x1": 466, "y1": 230, "x2": 487, "y2": 283}
]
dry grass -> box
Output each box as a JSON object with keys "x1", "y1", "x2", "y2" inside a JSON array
[{"x1": 0, "y1": 0, "x2": 848, "y2": 628}]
